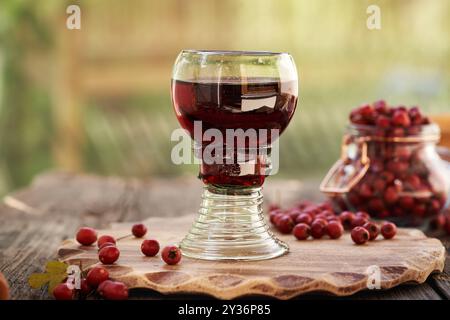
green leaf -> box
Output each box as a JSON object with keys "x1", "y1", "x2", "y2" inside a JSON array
[
  {"x1": 28, "y1": 273, "x2": 51, "y2": 289},
  {"x1": 45, "y1": 261, "x2": 68, "y2": 275}
]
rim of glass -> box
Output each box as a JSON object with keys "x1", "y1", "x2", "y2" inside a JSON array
[{"x1": 181, "y1": 49, "x2": 290, "y2": 56}]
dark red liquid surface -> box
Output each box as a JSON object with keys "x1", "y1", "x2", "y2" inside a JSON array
[{"x1": 172, "y1": 78, "x2": 298, "y2": 187}]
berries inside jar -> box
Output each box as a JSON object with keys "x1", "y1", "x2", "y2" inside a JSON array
[{"x1": 323, "y1": 101, "x2": 449, "y2": 227}]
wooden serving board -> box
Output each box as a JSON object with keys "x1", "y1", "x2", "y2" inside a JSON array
[{"x1": 58, "y1": 215, "x2": 446, "y2": 299}]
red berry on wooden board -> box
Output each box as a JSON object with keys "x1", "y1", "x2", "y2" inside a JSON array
[
  {"x1": 326, "y1": 221, "x2": 344, "y2": 239},
  {"x1": 287, "y1": 209, "x2": 302, "y2": 221},
  {"x1": 99, "y1": 280, "x2": 129, "y2": 300},
  {"x1": 86, "y1": 266, "x2": 109, "y2": 288},
  {"x1": 132, "y1": 223, "x2": 148, "y2": 238},
  {"x1": 381, "y1": 222, "x2": 397, "y2": 239},
  {"x1": 99, "y1": 246, "x2": 120, "y2": 265},
  {"x1": 269, "y1": 209, "x2": 283, "y2": 224},
  {"x1": 98, "y1": 242, "x2": 116, "y2": 251},
  {"x1": 293, "y1": 223, "x2": 310, "y2": 240},
  {"x1": 273, "y1": 212, "x2": 287, "y2": 226},
  {"x1": 339, "y1": 211, "x2": 355, "y2": 230},
  {"x1": 97, "y1": 279, "x2": 114, "y2": 296},
  {"x1": 351, "y1": 215, "x2": 368, "y2": 228},
  {"x1": 97, "y1": 235, "x2": 116, "y2": 249},
  {"x1": 76, "y1": 227, "x2": 97, "y2": 246},
  {"x1": 295, "y1": 213, "x2": 313, "y2": 226},
  {"x1": 362, "y1": 222, "x2": 379, "y2": 241},
  {"x1": 351, "y1": 227, "x2": 370, "y2": 245},
  {"x1": 141, "y1": 239, "x2": 160, "y2": 257},
  {"x1": 80, "y1": 278, "x2": 92, "y2": 296},
  {"x1": 355, "y1": 211, "x2": 370, "y2": 220},
  {"x1": 53, "y1": 283, "x2": 74, "y2": 300},
  {"x1": 310, "y1": 219, "x2": 328, "y2": 239},
  {"x1": 276, "y1": 215, "x2": 294, "y2": 234},
  {"x1": 161, "y1": 245, "x2": 182, "y2": 265}
]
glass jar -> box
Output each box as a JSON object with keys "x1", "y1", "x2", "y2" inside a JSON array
[{"x1": 320, "y1": 123, "x2": 450, "y2": 227}]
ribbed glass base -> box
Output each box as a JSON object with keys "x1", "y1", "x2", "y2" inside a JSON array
[{"x1": 179, "y1": 185, "x2": 289, "y2": 261}]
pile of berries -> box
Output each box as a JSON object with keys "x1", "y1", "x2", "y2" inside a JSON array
[
  {"x1": 349, "y1": 100, "x2": 430, "y2": 130},
  {"x1": 269, "y1": 201, "x2": 397, "y2": 245},
  {"x1": 75, "y1": 224, "x2": 182, "y2": 266},
  {"x1": 59, "y1": 223, "x2": 182, "y2": 300},
  {"x1": 53, "y1": 266, "x2": 129, "y2": 301},
  {"x1": 329, "y1": 100, "x2": 448, "y2": 224}
]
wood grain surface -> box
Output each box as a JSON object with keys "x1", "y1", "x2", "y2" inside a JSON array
[{"x1": 1, "y1": 172, "x2": 449, "y2": 299}]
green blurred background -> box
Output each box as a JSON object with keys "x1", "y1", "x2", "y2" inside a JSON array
[{"x1": 0, "y1": 0, "x2": 449, "y2": 195}]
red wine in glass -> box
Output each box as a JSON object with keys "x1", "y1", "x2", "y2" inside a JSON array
[{"x1": 172, "y1": 77, "x2": 298, "y2": 186}]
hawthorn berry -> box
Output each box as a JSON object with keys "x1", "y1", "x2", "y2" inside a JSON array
[
  {"x1": 351, "y1": 215, "x2": 368, "y2": 228},
  {"x1": 381, "y1": 222, "x2": 397, "y2": 239},
  {"x1": 326, "y1": 221, "x2": 344, "y2": 239},
  {"x1": 76, "y1": 227, "x2": 97, "y2": 246},
  {"x1": 141, "y1": 239, "x2": 160, "y2": 257},
  {"x1": 412, "y1": 204, "x2": 427, "y2": 217},
  {"x1": 80, "y1": 278, "x2": 92, "y2": 296},
  {"x1": 392, "y1": 110, "x2": 411, "y2": 127},
  {"x1": 389, "y1": 127, "x2": 405, "y2": 137},
  {"x1": 86, "y1": 266, "x2": 109, "y2": 288},
  {"x1": 339, "y1": 211, "x2": 355, "y2": 230},
  {"x1": 293, "y1": 223, "x2": 310, "y2": 240},
  {"x1": 368, "y1": 198, "x2": 385, "y2": 212},
  {"x1": 99, "y1": 246, "x2": 120, "y2": 265},
  {"x1": 97, "y1": 235, "x2": 116, "y2": 249},
  {"x1": 132, "y1": 223, "x2": 148, "y2": 238},
  {"x1": 359, "y1": 183, "x2": 373, "y2": 198},
  {"x1": 376, "y1": 115, "x2": 390, "y2": 128},
  {"x1": 351, "y1": 227, "x2": 370, "y2": 245},
  {"x1": 97, "y1": 279, "x2": 114, "y2": 296},
  {"x1": 295, "y1": 213, "x2": 313, "y2": 226},
  {"x1": 273, "y1": 212, "x2": 287, "y2": 227},
  {"x1": 98, "y1": 242, "x2": 116, "y2": 251},
  {"x1": 372, "y1": 178, "x2": 387, "y2": 193},
  {"x1": 362, "y1": 222, "x2": 379, "y2": 240},
  {"x1": 373, "y1": 100, "x2": 387, "y2": 113},
  {"x1": 269, "y1": 209, "x2": 284, "y2": 224},
  {"x1": 276, "y1": 215, "x2": 294, "y2": 234},
  {"x1": 53, "y1": 283, "x2": 73, "y2": 300},
  {"x1": 161, "y1": 245, "x2": 182, "y2": 265},
  {"x1": 99, "y1": 280, "x2": 129, "y2": 300},
  {"x1": 383, "y1": 187, "x2": 399, "y2": 204},
  {"x1": 310, "y1": 219, "x2": 328, "y2": 239},
  {"x1": 355, "y1": 211, "x2": 370, "y2": 220},
  {"x1": 429, "y1": 214, "x2": 446, "y2": 230},
  {"x1": 399, "y1": 196, "x2": 415, "y2": 210}
]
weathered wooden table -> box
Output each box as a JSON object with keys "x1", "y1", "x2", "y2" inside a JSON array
[{"x1": 1, "y1": 172, "x2": 449, "y2": 300}]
